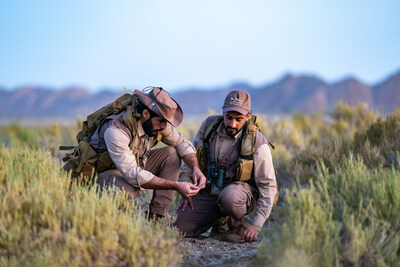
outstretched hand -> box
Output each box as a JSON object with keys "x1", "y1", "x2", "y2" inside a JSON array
[
  {"x1": 242, "y1": 225, "x2": 261, "y2": 242},
  {"x1": 176, "y1": 182, "x2": 199, "y2": 198},
  {"x1": 178, "y1": 196, "x2": 194, "y2": 211}
]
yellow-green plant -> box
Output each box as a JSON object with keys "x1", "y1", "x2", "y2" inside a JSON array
[
  {"x1": 0, "y1": 124, "x2": 78, "y2": 157},
  {"x1": 259, "y1": 155, "x2": 400, "y2": 266},
  {"x1": 259, "y1": 106, "x2": 399, "y2": 266},
  {"x1": 0, "y1": 147, "x2": 181, "y2": 267}
]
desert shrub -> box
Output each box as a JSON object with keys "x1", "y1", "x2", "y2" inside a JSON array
[
  {"x1": 294, "y1": 107, "x2": 398, "y2": 183},
  {"x1": 177, "y1": 120, "x2": 202, "y2": 143},
  {"x1": 259, "y1": 106, "x2": 399, "y2": 266},
  {"x1": 0, "y1": 124, "x2": 42, "y2": 148},
  {"x1": 0, "y1": 124, "x2": 78, "y2": 159},
  {"x1": 353, "y1": 108, "x2": 400, "y2": 169},
  {"x1": 332, "y1": 101, "x2": 376, "y2": 130},
  {"x1": 0, "y1": 147, "x2": 181, "y2": 267},
  {"x1": 285, "y1": 103, "x2": 380, "y2": 183},
  {"x1": 259, "y1": 155, "x2": 400, "y2": 267}
]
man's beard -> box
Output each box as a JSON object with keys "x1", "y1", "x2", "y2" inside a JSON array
[
  {"x1": 225, "y1": 126, "x2": 240, "y2": 137},
  {"x1": 142, "y1": 118, "x2": 160, "y2": 137}
]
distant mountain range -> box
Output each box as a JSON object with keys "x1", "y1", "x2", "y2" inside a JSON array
[{"x1": 0, "y1": 70, "x2": 399, "y2": 120}]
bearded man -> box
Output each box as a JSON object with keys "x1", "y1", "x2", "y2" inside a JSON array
[
  {"x1": 174, "y1": 90, "x2": 277, "y2": 242},
  {"x1": 89, "y1": 87, "x2": 206, "y2": 218}
]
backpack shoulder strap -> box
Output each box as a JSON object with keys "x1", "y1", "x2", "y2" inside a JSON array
[
  {"x1": 237, "y1": 115, "x2": 279, "y2": 205},
  {"x1": 239, "y1": 115, "x2": 258, "y2": 159},
  {"x1": 243, "y1": 115, "x2": 275, "y2": 151},
  {"x1": 203, "y1": 115, "x2": 224, "y2": 144},
  {"x1": 201, "y1": 115, "x2": 224, "y2": 166}
]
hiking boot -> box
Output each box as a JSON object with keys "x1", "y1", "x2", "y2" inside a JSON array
[
  {"x1": 209, "y1": 226, "x2": 226, "y2": 240},
  {"x1": 209, "y1": 216, "x2": 229, "y2": 239},
  {"x1": 223, "y1": 218, "x2": 246, "y2": 242}
]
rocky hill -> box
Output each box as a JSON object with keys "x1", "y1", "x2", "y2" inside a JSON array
[{"x1": 0, "y1": 70, "x2": 399, "y2": 119}]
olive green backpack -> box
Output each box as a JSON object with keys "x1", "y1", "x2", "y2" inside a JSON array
[{"x1": 60, "y1": 93, "x2": 135, "y2": 184}]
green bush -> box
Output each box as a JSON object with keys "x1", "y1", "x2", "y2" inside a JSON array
[
  {"x1": 284, "y1": 103, "x2": 380, "y2": 184},
  {"x1": 0, "y1": 123, "x2": 78, "y2": 157},
  {"x1": 259, "y1": 156, "x2": 400, "y2": 266},
  {"x1": 0, "y1": 124, "x2": 41, "y2": 149},
  {"x1": 258, "y1": 105, "x2": 399, "y2": 266},
  {"x1": 0, "y1": 147, "x2": 181, "y2": 267},
  {"x1": 353, "y1": 109, "x2": 400, "y2": 169}
]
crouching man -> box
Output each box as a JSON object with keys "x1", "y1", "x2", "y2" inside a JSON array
[
  {"x1": 174, "y1": 90, "x2": 277, "y2": 242},
  {"x1": 90, "y1": 87, "x2": 206, "y2": 218}
]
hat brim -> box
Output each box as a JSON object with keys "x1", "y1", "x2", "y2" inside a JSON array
[
  {"x1": 222, "y1": 106, "x2": 250, "y2": 115},
  {"x1": 133, "y1": 90, "x2": 183, "y2": 127}
]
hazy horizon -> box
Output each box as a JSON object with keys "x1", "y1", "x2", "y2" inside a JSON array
[{"x1": 1, "y1": 66, "x2": 399, "y2": 94}]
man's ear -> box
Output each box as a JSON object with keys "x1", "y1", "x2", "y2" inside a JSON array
[
  {"x1": 141, "y1": 109, "x2": 151, "y2": 121},
  {"x1": 246, "y1": 113, "x2": 251, "y2": 120}
]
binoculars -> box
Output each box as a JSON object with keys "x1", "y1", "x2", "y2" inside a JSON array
[{"x1": 207, "y1": 163, "x2": 225, "y2": 195}]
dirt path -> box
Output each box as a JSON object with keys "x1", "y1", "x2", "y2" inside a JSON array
[{"x1": 177, "y1": 232, "x2": 260, "y2": 267}]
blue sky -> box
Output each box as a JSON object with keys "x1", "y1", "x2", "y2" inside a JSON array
[{"x1": 1, "y1": 0, "x2": 399, "y2": 92}]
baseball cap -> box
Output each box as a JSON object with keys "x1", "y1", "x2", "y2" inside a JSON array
[{"x1": 222, "y1": 90, "x2": 251, "y2": 115}]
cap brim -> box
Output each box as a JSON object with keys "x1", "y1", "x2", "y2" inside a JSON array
[{"x1": 222, "y1": 106, "x2": 250, "y2": 115}]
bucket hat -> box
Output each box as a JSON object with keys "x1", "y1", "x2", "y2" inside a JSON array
[{"x1": 133, "y1": 87, "x2": 183, "y2": 127}]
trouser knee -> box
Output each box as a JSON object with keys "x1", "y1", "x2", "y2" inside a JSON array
[
  {"x1": 145, "y1": 146, "x2": 181, "y2": 182},
  {"x1": 217, "y1": 183, "x2": 251, "y2": 220},
  {"x1": 174, "y1": 215, "x2": 198, "y2": 237},
  {"x1": 163, "y1": 146, "x2": 181, "y2": 168}
]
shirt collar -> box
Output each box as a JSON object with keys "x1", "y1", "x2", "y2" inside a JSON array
[{"x1": 138, "y1": 121, "x2": 146, "y2": 137}]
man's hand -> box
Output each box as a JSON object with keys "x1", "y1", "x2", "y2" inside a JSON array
[
  {"x1": 178, "y1": 196, "x2": 194, "y2": 211},
  {"x1": 182, "y1": 154, "x2": 206, "y2": 189},
  {"x1": 192, "y1": 167, "x2": 207, "y2": 189},
  {"x1": 176, "y1": 182, "x2": 200, "y2": 198},
  {"x1": 242, "y1": 225, "x2": 261, "y2": 242}
]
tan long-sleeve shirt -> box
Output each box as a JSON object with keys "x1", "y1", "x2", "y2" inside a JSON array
[
  {"x1": 104, "y1": 121, "x2": 196, "y2": 187},
  {"x1": 181, "y1": 119, "x2": 276, "y2": 228}
]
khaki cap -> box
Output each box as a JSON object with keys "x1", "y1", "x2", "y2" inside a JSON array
[
  {"x1": 222, "y1": 90, "x2": 251, "y2": 115},
  {"x1": 133, "y1": 87, "x2": 183, "y2": 127}
]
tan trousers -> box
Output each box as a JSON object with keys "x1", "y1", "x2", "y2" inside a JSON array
[
  {"x1": 174, "y1": 181, "x2": 257, "y2": 237},
  {"x1": 96, "y1": 146, "x2": 181, "y2": 216}
]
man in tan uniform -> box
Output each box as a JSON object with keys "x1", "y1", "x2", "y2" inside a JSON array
[
  {"x1": 89, "y1": 87, "x2": 206, "y2": 218},
  {"x1": 174, "y1": 90, "x2": 277, "y2": 242}
]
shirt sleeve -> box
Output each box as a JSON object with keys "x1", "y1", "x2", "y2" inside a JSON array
[
  {"x1": 160, "y1": 123, "x2": 196, "y2": 157},
  {"x1": 179, "y1": 118, "x2": 208, "y2": 182},
  {"x1": 104, "y1": 126, "x2": 154, "y2": 187},
  {"x1": 252, "y1": 143, "x2": 277, "y2": 227}
]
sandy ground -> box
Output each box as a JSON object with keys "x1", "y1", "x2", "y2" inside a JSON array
[
  {"x1": 177, "y1": 230, "x2": 261, "y2": 267},
  {"x1": 168, "y1": 201, "x2": 281, "y2": 267}
]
